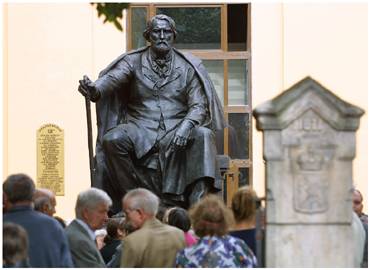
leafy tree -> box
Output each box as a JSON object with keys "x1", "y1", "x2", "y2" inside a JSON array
[{"x1": 91, "y1": 3, "x2": 129, "y2": 31}]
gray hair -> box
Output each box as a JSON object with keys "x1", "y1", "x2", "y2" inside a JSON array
[
  {"x1": 143, "y1": 14, "x2": 177, "y2": 41},
  {"x1": 33, "y1": 188, "x2": 54, "y2": 212},
  {"x1": 34, "y1": 196, "x2": 51, "y2": 212},
  {"x1": 75, "y1": 188, "x2": 112, "y2": 219},
  {"x1": 123, "y1": 188, "x2": 159, "y2": 216},
  {"x1": 3, "y1": 174, "x2": 35, "y2": 203}
]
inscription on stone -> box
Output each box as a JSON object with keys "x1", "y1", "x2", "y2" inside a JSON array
[
  {"x1": 37, "y1": 124, "x2": 64, "y2": 195},
  {"x1": 297, "y1": 113, "x2": 321, "y2": 132}
]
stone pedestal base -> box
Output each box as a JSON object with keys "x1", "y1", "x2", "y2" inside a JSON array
[{"x1": 266, "y1": 224, "x2": 354, "y2": 267}]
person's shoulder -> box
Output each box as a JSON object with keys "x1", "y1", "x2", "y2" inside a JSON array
[
  {"x1": 65, "y1": 219, "x2": 84, "y2": 234},
  {"x1": 174, "y1": 49, "x2": 202, "y2": 67},
  {"x1": 127, "y1": 46, "x2": 148, "y2": 55},
  {"x1": 35, "y1": 212, "x2": 66, "y2": 230},
  {"x1": 124, "y1": 226, "x2": 146, "y2": 242},
  {"x1": 230, "y1": 228, "x2": 256, "y2": 237},
  {"x1": 360, "y1": 213, "x2": 368, "y2": 224},
  {"x1": 225, "y1": 234, "x2": 248, "y2": 247},
  {"x1": 164, "y1": 224, "x2": 186, "y2": 244},
  {"x1": 122, "y1": 46, "x2": 148, "y2": 61},
  {"x1": 165, "y1": 223, "x2": 184, "y2": 234}
]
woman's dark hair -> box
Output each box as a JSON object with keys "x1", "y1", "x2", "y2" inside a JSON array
[
  {"x1": 104, "y1": 218, "x2": 122, "y2": 244},
  {"x1": 156, "y1": 205, "x2": 168, "y2": 222},
  {"x1": 167, "y1": 207, "x2": 191, "y2": 232}
]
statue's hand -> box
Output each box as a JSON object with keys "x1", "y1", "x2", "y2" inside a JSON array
[
  {"x1": 78, "y1": 75, "x2": 100, "y2": 101},
  {"x1": 171, "y1": 120, "x2": 194, "y2": 151}
]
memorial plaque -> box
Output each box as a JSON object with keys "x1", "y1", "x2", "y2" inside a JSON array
[
  {"x1": 37, "y1": 124, "x2": 64, "y2": 195},
  {"x1": 253, "y1": 77, "x2": 364, "y2": 267}
]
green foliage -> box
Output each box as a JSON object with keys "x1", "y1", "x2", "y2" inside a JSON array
[{"x1": 91, "y1": 3, "x2": 129, "y2": 31}]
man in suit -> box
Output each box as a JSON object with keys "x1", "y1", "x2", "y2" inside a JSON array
[
  {"x1": 65, "y1": 188, "x2": 111, "y2": 267},
  {"x1": 121, "y1": 188, "x2": 186, "y2": 267},
  {"x1": 3, "y1": 174, "x2": 73, "y2": 267},
  {"x1": 78, "y1": 14, "x2": 225, "y2": 211}
]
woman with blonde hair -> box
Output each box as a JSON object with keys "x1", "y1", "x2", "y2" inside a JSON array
[
  {"x1": 229, "y1": 186, "x2": 258, "y2": 256},
  {"x1": 175, "y1": 195, "x2": 256, "y2": 268}
]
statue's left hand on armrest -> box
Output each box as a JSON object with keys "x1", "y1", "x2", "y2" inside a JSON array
[{"x1": 170, "y1": 120, "x2": 195, "y2": 151}]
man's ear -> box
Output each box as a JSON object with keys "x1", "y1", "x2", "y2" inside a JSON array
[
  {"x1": 136, "y1": 208, "x2": 146, "y2": 220},
  {"x1": 81, "y1": 208, "x2": 90, "y2": 221}
]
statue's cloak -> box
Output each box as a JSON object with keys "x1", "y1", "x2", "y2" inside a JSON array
[{"x1": 92, "y1": 46, "x2": 225, "y2": 210}]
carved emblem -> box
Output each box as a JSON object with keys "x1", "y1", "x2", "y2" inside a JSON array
[
  {"x1": 294, "y1": 173, "x2": 328, "y2": 213},
  {"x1": 293, "y1": 146, "x2": 332, "y2": 213},
  {"x1": 283, "y1": 110, "x2": 336, "y2": 214}
]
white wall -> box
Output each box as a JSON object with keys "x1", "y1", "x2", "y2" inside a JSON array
[
  {"x1": 4, "y1": 3, "x2": 126, "y2": 219},
  {"x1": 252, "y1": 2, "x2": 368, "y2": 212},
  {"x1": 3, "y1": 3, "x2": 368, "y2": 218}
]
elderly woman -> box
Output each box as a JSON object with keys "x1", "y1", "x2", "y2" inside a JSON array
[{"x1": 175, "y1": 195, "x2": 257, "y2": 268}]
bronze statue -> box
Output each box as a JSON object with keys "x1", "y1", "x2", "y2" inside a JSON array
[{"x1": 78, "y1": 14, "x2": 225, "y2": 213}]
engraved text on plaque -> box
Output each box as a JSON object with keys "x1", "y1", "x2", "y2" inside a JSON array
[{"x1": 37, "y1": 124, "x2": 64, "y2": 195}]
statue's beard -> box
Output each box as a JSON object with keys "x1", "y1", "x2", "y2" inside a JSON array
[{"x1": 152, "y1": 41, "x2": 171, "y2": 56}]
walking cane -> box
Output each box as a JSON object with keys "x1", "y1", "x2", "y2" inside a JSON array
[{"x1": 85, "y1": 96, "x2": 95, "y2": 186}]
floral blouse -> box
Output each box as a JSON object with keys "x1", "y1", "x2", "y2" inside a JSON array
[{"x1": 175, "y1": 235, "x2": 257, "y2": 268}]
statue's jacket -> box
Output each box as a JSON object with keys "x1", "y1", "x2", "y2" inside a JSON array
[{"x1": 93, "y1": 46, "x2": 225, "y2": 196}]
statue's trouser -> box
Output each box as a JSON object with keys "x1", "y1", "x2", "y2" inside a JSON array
[{"x1": 102, "y1": 124, "x2": 221, "y2": 205}]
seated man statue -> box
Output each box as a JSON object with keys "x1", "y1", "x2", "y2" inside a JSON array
[{"x1": 78, "y1": 14, "x2": 225, "y2": 212}]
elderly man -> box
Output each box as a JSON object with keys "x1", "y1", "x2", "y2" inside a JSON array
[
  {"x1": 33, "y1": 188, "x2": 56, "y2": 217},
  {"x1": 353, "y1": 189, "x2": 368, "y2": 267},
  {"x1": 121, "y1": 188, "x2": 185, "y2": 267},
  {"x1": 3, "y1": 174, "x2": 73, "y2": 267},
  {"x1": 353, "y1": 189, "x2": 368, "y2": 224},
  {"x1": 65, "y1": 188, "x2": 112, "y2": 267},
  {"x1": 78, "y1": 14, "x2": 225, "y2": 211}
]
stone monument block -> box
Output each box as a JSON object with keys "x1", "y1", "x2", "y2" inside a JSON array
[{"x1": 253, "y1": 77, "x2": 364, "y2": 267}]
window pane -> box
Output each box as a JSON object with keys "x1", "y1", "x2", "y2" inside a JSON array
[
  {"x1": 228, "y1": 4, "x2": 247, "y2": 51},
  {"x1": 228, "y1": 60, "x2": 248, "y2": 105},
  {"x1": 131, "y1": 8, "x2": 147, "y2": 49},
  {"x1": 228, "y1": 113, "x2": 249, "y2": 159},
  {"x1": 202, "y1": 60, "x2": 224, "y2": 105},
  {"x1": 157, "y1": 7, "x2": 221, "y2": 49},
  {"x1": 239, "y1": 168, "x2": 249, "y2": 187}
]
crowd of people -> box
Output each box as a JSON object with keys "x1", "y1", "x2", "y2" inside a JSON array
[{"x1": 3, "y1": 173, "x2": 368, "y2": 268}]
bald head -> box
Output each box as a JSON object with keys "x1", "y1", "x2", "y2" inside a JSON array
[
  {"x1": 353, "y1": 189, "x2": 364, "y2": 217},
  {"x1": 33, "y1": 188, "x2": 56, "y2": 217}
]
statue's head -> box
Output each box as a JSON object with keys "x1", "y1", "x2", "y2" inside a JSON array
[{"x1": 143, "y1": 14, "x2": 177, "y2": 55}]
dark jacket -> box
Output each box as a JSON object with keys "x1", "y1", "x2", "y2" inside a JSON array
[
  {"x1": 100, "y1": 239, "x2": 121, "y2": 264},
  {"x1": 3, "y1": 205, "x2": 73, "y2": 268},
  {"x1": 95, "y1": 46, "x2": 225, "y2": 149},
  {"x1": 91, "y1": 47, "x2": 225, "y2": 210}
]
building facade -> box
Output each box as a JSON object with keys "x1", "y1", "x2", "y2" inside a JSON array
[{"x1": 3, "y1": 2, "x2": 368, "y2": 220}]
